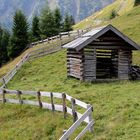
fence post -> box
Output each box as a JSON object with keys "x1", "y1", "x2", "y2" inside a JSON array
[
  {"x1": 50, "y1": 92, "x2": 55, "y2": 112},
  {"x1": 2, "y1": 89, "x2": 6, "y2": 104},
  {"x1": 37, "y1": 91, "x2": 42, "y2": 108},
  {"x1": 81, "y1": 30, "x2": 84, "y2": 35},
  {"x1": 59, "y1": 33, "x2": 62, "y2": 47},
  {"x1": 77, "y1": 30, "x2": 80, "y2": 37},
  {"x1": 17, "y1": 90, "x2": 23, "y2": 104},
  {"x1": 62, "y1": 93, "x2": 67, "y2": 119},
  {"x1": 68, "y1": 31, "x2": 71, "y2": 41},
  {"x1": 71, "y1": 98, "x2": 77, "y2": 123},
  {"x1": 2, "y1": 78, "x2": 7, "y2": 88},
  {"x1": 87, "y1": 104, "x2": 94, "y2": 133}
]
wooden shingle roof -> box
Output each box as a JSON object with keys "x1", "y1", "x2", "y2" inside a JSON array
[{"x1": 63, "y1": 24, "x2": 140, "y2": 51}]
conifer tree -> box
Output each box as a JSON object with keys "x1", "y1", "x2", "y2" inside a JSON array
[
  {"x1": 8, "y1": 10, "x2": 29, "y2": 58},
  {"x1": 63, "y1": 14, "x2": 73, "y2": 32},
  {"x1": 0, "y1": 26, "x2": 3, "y2": 67},
  {"x1": 54, "y1": 8, "x2": 62, "y2": 34},
  {"x1": 40, "y1": 6, "x2": 55, "y2": 38},
  {"x1": 134, "y1": 0, "x2": 140, "y2": 6},
  {"x1": 70, "y1": 15, "x2": 75, "y2": 26},
  {"x1": 1, "y1": 29, "x2": 10, "y2": 63},
  {"x1": 0, "y1": 26, "x2": 10, "y2": 66},
  {"x1": 31, "y1": 15, "x2": 40, "y2": 41}
]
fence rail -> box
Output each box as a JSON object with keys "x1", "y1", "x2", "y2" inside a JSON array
[
  {"x1": 0, "y1": 88, "x2": 94, "y2": 139},
  {"x1": 0, "y1": 26, "x2": 92, "y2": 88},
  {"x1": 30, "y1": 28, "x2": 91, "y2": 46}
]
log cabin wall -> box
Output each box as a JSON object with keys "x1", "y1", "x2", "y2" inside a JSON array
[
  {"x1": 118, "y1": 49, "x2": 132, "y2": 80},
  {"x1": 83, "y1": 46, "x2": 96, "y2": 82},
  {"x1": 111, "y1": 50, "x2": 119, "y2": 78},
  {"x1": 65, "y1": 27, "x2": 137, "y2": 82},
  {"x1": 67, "y1": 49, "x2": 84, "y2": 80}
]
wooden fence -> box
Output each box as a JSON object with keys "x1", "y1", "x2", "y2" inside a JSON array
[
  {"x1": 0, "y1": 27, "x2": 92, "y2": 88},
  {"x1": 30, "y1": 28, "x2": 91, "y2": 46},
  {"x1": 0, "y1": 88, "x2": 94, "y2": 140}
]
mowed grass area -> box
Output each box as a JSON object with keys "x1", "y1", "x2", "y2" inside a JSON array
[{"x1": 5, "y1": 50, "x2": 140, "y2": 140}]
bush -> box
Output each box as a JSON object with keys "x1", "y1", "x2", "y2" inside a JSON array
[
  {"x1": 110, "y1": 10, "x2": 118, "y2": 19},
  {"x1": 134, "y1": 0, "x2": 140, "y2": 6}
]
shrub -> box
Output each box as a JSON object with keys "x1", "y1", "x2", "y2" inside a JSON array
[{"x1": 110, "y1": 10, "x2": 118, "y2": 19}]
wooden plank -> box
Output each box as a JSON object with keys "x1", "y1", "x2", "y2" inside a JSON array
[
  {"x1": 40, "y1": 91, "x2": 62, "y2": 98},
  {"x1": 66, "y1": 107, "x2": 73, "y2": 115},
  {"x1": 68, "y1": 69, "x2": 83, "y2": 75},
  {"x1": 90, "y1": 41, "x2": 126, "y2": 46},
  {"x1": 84, "y1": 48, "x2": 96, "y2": 81},
  {"x1": 75, "y1": 99, "x2": 88, "y2": 109},
  {"x1": 20, "y1": 90, "x2": 38, "y2": 95},
  {"x1": 87, "y1": 104, "x2": 94, "y2": 133},
  {"x1": 76, "y1": 112, "x2": 89, "y2": 123},
  {"x1": 23, "y1": 100, "x2": 39, "y2": 106},
  {"x1": 68, "y1": 73, "x2": 81, "y2": 79},
  {"x1": 67, "y1": 54, "x2": 83, "y2": 58},
  {"x1": 42, "y1": 102, "x2": 52, "y2": 110},
  {"x1": 68, "y1": 71, "x2": 82, "y2": 77},
  {"x1": 5, "y1": 98, "x2": 20, "y2": 104},
  {"x1": 67, "y1": 58, "x2": 83, "y2": 63},
  {"x1": 54, "y1": 104, "x2": 63, "y2": 112},
  {"x1": 3, "y1": 89, "x2": 18, "y2": 94},
  {"x1": 75, "y1": 121, "x2": 94, "y2": 140},
  {"x1": 68, "y1": 65, "x2": 83, "y2": 70},
  {"x1": 59, "y1": 107, "x2": 93, "y2": 140},
  {"x1": 66, "y1": 94, "x2": 87, "y2": 109},
  {"x1": 88, "y1": 45, "x2": 122, "y2": 49}
]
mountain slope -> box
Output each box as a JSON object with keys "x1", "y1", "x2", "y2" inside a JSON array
[
  {"x1": 4, "y1": 50, "x2": 140, "y2": 140},
  {"x1": 0, "y1": 0, "x2": 114, "y2": 29},
  {"x1": 74, "y1": 0, "x2": 140, "y2": 64},
  {"x1": 0, "y1": 1, "x2": 140, "y2": 139},
  {"x1": 74, "y1": 0, "x2": 135, "y2": 29}
]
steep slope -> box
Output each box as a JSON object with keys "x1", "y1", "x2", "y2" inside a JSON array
[
  {"x1": 0, "y1": 0, "x2": 114, "y2": 29},
  {"x1": 4, "y1": 50, "x2": 140, "y2": 140},
  {"x1": 74, "y1": 0, "x2": 135, "y2": 29},
  {"x1": 74, "y1": 0, "x2": 140, "y2": 65},
  {"x1": 0, "y1": 103, "x2": 72, "y2": 140},
  {"x1": 0, "y1": 1, "x2": 140, "y2": 139}
]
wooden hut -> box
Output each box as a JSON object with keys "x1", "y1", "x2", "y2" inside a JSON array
[{"x1": 63, "y1": 25, "x2": 140, "y2": 82}]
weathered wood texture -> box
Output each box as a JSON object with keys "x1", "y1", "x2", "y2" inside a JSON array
[
  {"x1": 118, "y1": 49, "x2": 132, "y2": 80},
  {"x1": 67, "y1": 49, "x2": 84, "y2": 80},
  {"x1": 0, "y1": 27, "x2": 92, "y2": 88},
  {"x1": 0, "y1": 88, "x2": 94, "y2": 140},
  {"x1": 66, "y1": 30, "x2": 135, "y2": 81},
  {"x1": 84, "y1": 47, "x2": 96, "y2": 81}
]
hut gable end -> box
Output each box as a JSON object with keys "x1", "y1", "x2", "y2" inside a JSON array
[
  {"x1": 63, "y1": 24, "x2": 140, "y2": 51},
  {"x1": 63, "y1": 24, "x2": 140, "y2": 82}
]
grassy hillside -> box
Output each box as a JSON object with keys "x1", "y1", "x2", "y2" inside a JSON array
[
  {"x1": 74, "y1": 0, "x2": 140, "y2": 65},
  {"x1": 74, "y1": 0, "x2": 135, "y2": 29},
  {"x1": 2, "y1": 50, "x2": 139, "y2": 140},
  {"x1": 0, "y1": 0, "x2": 140, "y2": 139},
  {"x1": 0, "y1": 43, "x2": 48, "y2": 78},
  {"x1": 0, "y1": 103, "x2": 73, "y2": 140}
]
